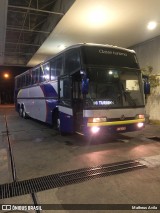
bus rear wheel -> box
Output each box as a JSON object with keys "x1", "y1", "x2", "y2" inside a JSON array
[
  {"x1": 19, "y1": 107, "x2": 23, "y2": 117},
  {"x1": 19, "y1": 105, "x2": 27, "y2": 119},
  {"x1": 53, "y1": 112, "x2": 66, "y2": 136},
  {"x1": 22, "y1": 108, "x2": 27, "y2": 119}
]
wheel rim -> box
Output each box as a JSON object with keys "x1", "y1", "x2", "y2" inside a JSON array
[
  {"x1": 19, "y1": 108, "x2": 23, "y2": 116},
  {"x1": 22, "y1": 109, "x2": 26, "y2": 118},
  {"x1": 57, "y1": 118, "x2": 60, "y2": 130}
]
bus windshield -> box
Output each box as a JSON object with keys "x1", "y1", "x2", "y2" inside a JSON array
[
  {"x1": 85, "y1": 67, "x2": 144, "y2": 108},
  {"x1": 82, "y1": 45, "x2": 139, "y2": 69}
]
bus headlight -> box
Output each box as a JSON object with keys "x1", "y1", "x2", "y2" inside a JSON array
[
  {"x1": 91, "y1": 126, "x2": 100, "y2": 134},
  {"x1": 137, "y1": 122, "x2": 144, "y2": 128},
  {"x1": 136, "y1": 114, "x2": 145, "y2": 119}
]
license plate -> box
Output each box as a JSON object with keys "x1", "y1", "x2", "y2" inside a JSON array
[{"x1": 117, "y1": 127, "x2": 126, "y2": 131}]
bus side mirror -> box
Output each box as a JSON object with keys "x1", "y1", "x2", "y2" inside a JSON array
[
  {"x1": 144, "y1": 81, "x2": 150, "y2": 94},
  {"x1": 142, "y1": 75, "x2": 150, "y2": 95},
  {"x1": 82, "y1": 76, "x2": 89, "y2": 94}
]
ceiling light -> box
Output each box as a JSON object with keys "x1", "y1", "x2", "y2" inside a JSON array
[
  {"x1": 147, "y1": 21, "x2": 157, "y2": 30},
  {"x1": 46, "y1": 66, "x2": 49, "y2": 71},
  {"x1": 88, "y1": 7, "x2": 106, "y2": 27},
  {"x1": 109, "y1": 70, "x2": 113, "y2": 75},
  {"x1": 58, "y1": 44, "x2": 66, "y2": 50}
]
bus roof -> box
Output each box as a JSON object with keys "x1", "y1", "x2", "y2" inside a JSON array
[
  {"x1": 15, "y1": 43, "x2": 136, "y2": 78},
  {"x1": 64, "y1": 43, "x2": 135, "y2": 54}
]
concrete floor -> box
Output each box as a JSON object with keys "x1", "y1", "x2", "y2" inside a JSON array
[{"x1": 0, "y1": 105, "x2": 160, "y2": 213}]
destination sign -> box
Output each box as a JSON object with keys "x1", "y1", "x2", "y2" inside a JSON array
[
  {"x1": 99, "y1": 49, "x2": 127, "y2": 57},
  {"x1": 93, "y1": 100, "x2": 114, "y2": 106}
]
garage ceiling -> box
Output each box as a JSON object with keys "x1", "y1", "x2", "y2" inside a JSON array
[
  {"x1": 1, "y1": 0, "x2": 160, "y2": 67},
  {"x1": 0, "y1": 0, "x2": 75, "y2": 66}
]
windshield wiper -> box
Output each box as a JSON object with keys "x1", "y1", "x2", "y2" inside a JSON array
[
  {"x1": 121, "y1": 90, "x2": 137, "y2": 107},
  {"x1": 119, "y1": 83, "x2": 136, "y2": 107}
]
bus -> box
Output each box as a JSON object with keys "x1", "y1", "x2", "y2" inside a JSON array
[{"x1": 15, "y1": 43, "x2": 145, "y2": 136}]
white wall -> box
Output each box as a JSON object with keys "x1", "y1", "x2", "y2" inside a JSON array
[
  {"x1": 145, "y1": 84, "x2": 160, "y2": 122},
  {"x1": 130, "y1": 35, "x2": 160, "y2": 74},
  {"x1": 130, "y1": 36, "x2": 160, "y2": 122}
]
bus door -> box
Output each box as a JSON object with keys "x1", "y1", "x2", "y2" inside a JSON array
[
  {"x1": 72, "y1": 72, "x2": 83, "y2": 133},
  {"x1": 58, "y1": 75, "x2": 74, "y2": 133}
]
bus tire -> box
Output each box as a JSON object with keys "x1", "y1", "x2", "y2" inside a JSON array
[
  {"x1": 56, "y1": 117, "x2": 60, "y2": 131},
  {"x1": 22, "y1": 108, "x2": 27, "y2": 119},
  {"x1": 19, "y1": 107, "x2": 23, "y2": 117},
  {"x1": 52, "y1": 110, "x2": 59, "y2": 130},
  {"x1": 53, "y1": 112, "x2": 66, "y2": 136},
  {"x1": 55, "y1": 114, "x2": 62, "y2": 133}
]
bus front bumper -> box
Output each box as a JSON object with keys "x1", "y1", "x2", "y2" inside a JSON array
[{"x1": 84, "y1": 119, "x2": 145, "y2": 136}]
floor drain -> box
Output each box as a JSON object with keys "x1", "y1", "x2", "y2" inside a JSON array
[{"x1": 0, "y1": 160, "x2": 146, "y2": 199}]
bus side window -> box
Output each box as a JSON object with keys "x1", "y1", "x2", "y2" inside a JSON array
[
  {"x1": 56, "y1": 57, "x2": 63, "y2": 76},
  {"x1": 18, "y1": 77, "x2": 21, "y2": 88},
  {"x1": 63, "y1": 78, "x2": 71, "y2": 99},
  {"x1": 26, "y1": 73, "x2": 30, "y2": 86},
  {"x1": 31, "y1": 67, "x2": 40, "y2": 84},
  {"x1": 65, "y1": 49, "x2": 80, "y2": 74},
  {"x1": 60, "y1": 79, "x2": 71, "y2": 99},
  {"x1": 35, "y1": 68, "x2": 40, "y2": 83},
  {"x1": 60, "y1": 77, "x2": 71, "y2": 106},
  {"x1": 32, "y1": 70, "x2": 36, "y2": 84},
  {"x1": 39, "y1": 66, "x2": 44, "y2": 82},
  {"x1": 50, "y1": 60, "x2": 56, "y2": 80},
  {"x1": 50, "y1": 56, "x2": 63, "y2": 80},
  {"x1": 22, "y1": 75, "x2": 26, "y2": 87},
  {"x1": 16, "y1": 78, "x2": 19, "y2": 88},
  {"x1": 42, "y1": 62, "x2": 50, "y2": 81}
]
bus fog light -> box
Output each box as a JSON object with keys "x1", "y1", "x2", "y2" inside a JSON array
[
  {"x1": 137, "y1": 122, "x2": 144, "y2": 128},
  {"x1": 91, "y1": 126, "x2": 100, "y2": 133}
]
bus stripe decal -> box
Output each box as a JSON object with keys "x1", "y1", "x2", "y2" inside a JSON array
[
  {"x1": 87, "y1": 118, "x2": 145, "y2": 127},
  {"x1": 58, "y1": 106, "x2": 73, "y2": 116}
]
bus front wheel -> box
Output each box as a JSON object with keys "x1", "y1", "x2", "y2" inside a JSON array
[
  {"x1": 52, "y1": 111, "x2": 59, "y2": 130},
  {"x1": 53, "y1": 112, "x2": 66, "y2": 136}
]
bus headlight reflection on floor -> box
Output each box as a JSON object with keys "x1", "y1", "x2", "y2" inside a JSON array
[
  {"x1": 137, "y1": 122, "x2": 144, "y2": 128},
  {"x1": 91, "y1": 126, "x2": 100, "y2": 133}
]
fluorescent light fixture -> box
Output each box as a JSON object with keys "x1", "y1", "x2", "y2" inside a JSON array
[
  {"x1": 147, "y1": 21, "x2": 157, "y2": 30},
  {"x1": 109, "y1": 70, "x2": 113, "y2": 75}
]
